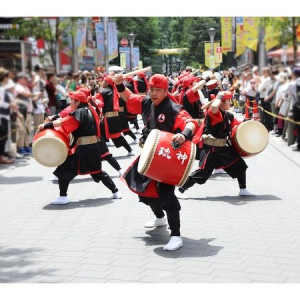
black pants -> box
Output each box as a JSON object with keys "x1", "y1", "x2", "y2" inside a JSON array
[
  {"x1": 0, "y1": 119, "x2": 8, "y2": 156},
  {"x1": 139, "y1": 182, "x2": 181, "y2": 236},
  {"x1": 180, "y1": 156, "x2": 247, "y2": 192},
  {"x1": 59, "y1": 170, "x2": 118, "y2": 196},
  {"x1": 112, "y1": 136, "x2": 132, "y2": 152},
  {"x1": 260, "y1": 99, "x2": 274, "y2": 131}
]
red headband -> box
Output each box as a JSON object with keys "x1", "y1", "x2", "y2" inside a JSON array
[
  {"x1": 148, "y1": 74, "x2": 168, "y2": 90},
  {"x1": 76, "y1": 87, "x2": 91, "y2": 97},
  {"x1": 220, "y1": 92, "x2": 233, "y2": 101},
  {"x1": 69, "y1": 91, "x2": 88, "y2": 103}
]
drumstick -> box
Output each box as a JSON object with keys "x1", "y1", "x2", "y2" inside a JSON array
[
  {"x1": 201, "y1": 100, "x2": 214, "y2": 110},
  {"x1": 172, "y1": 78, "x2": 206, "y2": 97},
  {"x1": 172, "y1": 90, "x2": 180, "y2": 97},
  {"x1": 123, "y1": 66, "x2": 152, "y2": 78},
  {"x1": 191, "y1": 80, "x2": 206, "y2": 93},
  {"x1": 191, "y1": 69, "x2": 199, "y2": 75}
]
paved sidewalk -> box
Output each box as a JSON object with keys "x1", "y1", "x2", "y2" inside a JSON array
[{"x1": 0, "y1": 127, "x2": 300, "y2": 283}]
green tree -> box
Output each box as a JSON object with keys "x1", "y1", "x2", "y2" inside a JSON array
[{"x1": 260, "y1": 17, "x2": 300, "y2": 64}]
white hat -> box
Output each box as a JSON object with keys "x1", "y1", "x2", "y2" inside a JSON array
[
  {"x1": 275, "y1": 72, "x2": 287, "y2": 83},
  {"x1": 3, "y1": 79, "x2": 15, "y2": 90}
]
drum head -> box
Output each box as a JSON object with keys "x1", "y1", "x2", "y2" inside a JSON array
[
  {"x1": 235, "y1": 121, "x2": 269, "y2": 155},
  {"x1": 138, "y1": 129, "x2": 159, "y2": 175},
  {"x1": 33, "y1": 136, "x2": 68, "y2": 167},
  {"x1": 202, "y1": 70, "x2": 212, "y2": 79}
]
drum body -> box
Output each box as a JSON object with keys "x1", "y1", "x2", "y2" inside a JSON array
[
  {"x1": 231, "y1": 121, "x2": 269, "y2": 157},
  {"x1": 138, "y1": 129, "x2": 196, "y2": 186},
  {"x1": 33, "y1": 128, "x2": 69, "y2": 167},
  {"x1": 206, "y1": 79, "x2": 218, "y2": 90}
]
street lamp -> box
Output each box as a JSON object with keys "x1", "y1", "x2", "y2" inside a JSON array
[
  {"x1": 207, "y1": 27, "x2": 216, "y2": 70},
  {"x1": 128, "y1": 33, "x2": 136, "y2": 71}
]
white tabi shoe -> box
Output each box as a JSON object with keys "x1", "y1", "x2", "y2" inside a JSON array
[
  {"x1": 239, "y1": 188, "x2": 256, "y2": 197},
  {"x1": 118, "y1": 169, "x2": 124, "y2": 177},
  {"x1": 144, "y1": 217, "x2": 167, "y2": 228},
  {"x1": 163, "y1": 236, "x2": 183, "y2": 251},
  {"x1": 112, "y1": 191, "x2": 122, "y2": 199},
  {"x1": 48, "y1": 175, "x2": 58, "y2": 181},
  {"x1": 175, "y1": 188, "x2": 189, "y2": 200},
  {"x1": 132, "y1": 139, "x2": 139, "y2": 144},
  {"x1": 127, "y1": 151, "x2": 135, "y2": 156},
  {"x1": 51, "y1": 196, "x2": 69, "y2": 205}
]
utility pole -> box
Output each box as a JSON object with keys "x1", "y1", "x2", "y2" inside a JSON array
[{"x1": 258, "y1": 26, "x2": 266, "y2": 73}]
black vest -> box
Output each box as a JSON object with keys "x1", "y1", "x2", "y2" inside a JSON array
[
  {"x1": 101, "y1": 86, "x2": 116, "y2": 113},
  {"x1": 141, "y1": 96, "x2": 182, "y2": 139},
  {"x1": 70, "y1": 107, "x2": 97, "y2": 141},
  {"x1": 204, "y1": 110, "x2": 234, "y2": 139}
]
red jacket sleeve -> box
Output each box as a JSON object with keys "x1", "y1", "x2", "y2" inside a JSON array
[
  {"x1": 185, "y1": 89, "x2": 200, "y2": 103},
  {"x1": 126, "y1": 94, "x2": 145, "y2": 115},
  {"x1": 60, "y1": 116, "x2": 80, "y2": 135},
  {"x1": 173, "y1": 109, "x2": 198, "y2": 132},
  {"x1": 208, "y1": 107, "x2": 223, "y2": 126}
]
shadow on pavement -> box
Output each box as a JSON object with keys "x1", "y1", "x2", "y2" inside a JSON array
[
  {"x1": 0, "y1": 246, "x2": 55, "y2": 283},
  {"x1": 42, "y1": 197, "x2": 113, "y2": 210},
  {"x1": 0, "y1": 176, "x2": 44, "y2": 184},
  {"x1": 189, "y1": 194, "x2": 282, "y2": 206},
  {"x1": 135, "y1": 227, "x2": 223, "y2": 258}
]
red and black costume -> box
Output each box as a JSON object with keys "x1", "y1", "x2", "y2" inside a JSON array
[
  {"x1": 179, "y1": 75, "x2": 203, "y2": 120},
  {"x1": 49, "y1": 91, "x2": 119, "y2": 197},
  {"x1": 178, "y1": 97, "x2": 248, "y2": 194},
  {"x1": 122, "y1": 75, "x2": 198, "y2": 237},
  {"x1": 125, "y1": 77, "x2": 140, "y2": 131},
  {"x1": 95, "y1": 76, "x2": 132, "y2": 153},
  {"x1": 137, "y1": 72, "x2": 149, "y2": 95}
]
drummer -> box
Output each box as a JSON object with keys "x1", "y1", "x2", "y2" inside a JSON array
[
  {"x1": 179, "y1": 74, "x2": 203, "y2": 120},
  {"x1": 113, "y1": 73, "x2": 198, "y2": 251},
  {"x1": 175, "y1": 91, "x2": 255, "y2": 199},
  {"x1": 38, "y1": 90, "x2": 122, "y2": 205}
]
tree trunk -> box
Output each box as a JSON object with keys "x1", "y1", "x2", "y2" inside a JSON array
[{"x1": 292, "y1": 17, "x2": 298, "y2": 64}]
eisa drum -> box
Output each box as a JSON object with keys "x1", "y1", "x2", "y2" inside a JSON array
[
  {"x1": 206, "y1": 79, "x2": 219, "y2": 91},
  {"x1": 231, "y1": 121, "x2": 269, "y2": 157},
  {"x1": 138, "y1": 129, "x2": 196, "y2": 186},
  {"x1": 32, "y1": 128, "x2": 70, "y2": 167}
]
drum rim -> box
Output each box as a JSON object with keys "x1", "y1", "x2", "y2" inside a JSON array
[
  {"x1": 32, "y1": 135, "x2": 69, "y2": 167},
  {"x1": 138, "y1": 129, "x2": 160, "y2": 175},
  {"x1": 233, "y1": 121, "x2": 269, "y2": 156},
  {"x1": 178, "y1": 142, "x2": 197, "y2": 186}
]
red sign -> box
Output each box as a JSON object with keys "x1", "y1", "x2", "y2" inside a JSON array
[
  {"x1": 120, "y1": 38, "x2": 129, "y2": 47},
  {"x1": 216, "y1": 47, "x2": 223, "y2": 54}
]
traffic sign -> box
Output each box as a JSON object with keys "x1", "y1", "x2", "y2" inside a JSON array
[{"x1": 120, "y1": 38, "x2": 129, "y2": 47}]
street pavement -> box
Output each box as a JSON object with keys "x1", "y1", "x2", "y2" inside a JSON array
[{"x1": 0, "y1": 122, "x2": 300, "y2": 284}]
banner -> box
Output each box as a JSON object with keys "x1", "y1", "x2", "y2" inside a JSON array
[
  {"x1": 119, "y1": 46, "x2": 130, "y2": 70},
  {"x1": 204, "y1": 42, "x2": 220, "y2": 68},
  {"x1": 133, "y1": 47, "x2": 140, "y2": 69},
  {"x1": 107, "y1": 21, "x2": 118, "y2": 61},
  {"x1": 95, "y1": 22, "x2": 105, "y2": 65},
  {"x1": 243, "y1": 17, "x2": 259, "y2": 52},
  {"x1": 76, "y1": 18, "x2": 88, "y2": 57},
  {"x1": 120, "y1": 52, "x2": 126, "y2": 69},
  {"x1": 139, "y1": 61, "x2": 143, "y2": 69},
  {"x1": 236, "y1": 17, "x2": 246, "y2": 57},
  {"x1": 221, "y1": 17, "x2": 232, "y2": 54}
]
